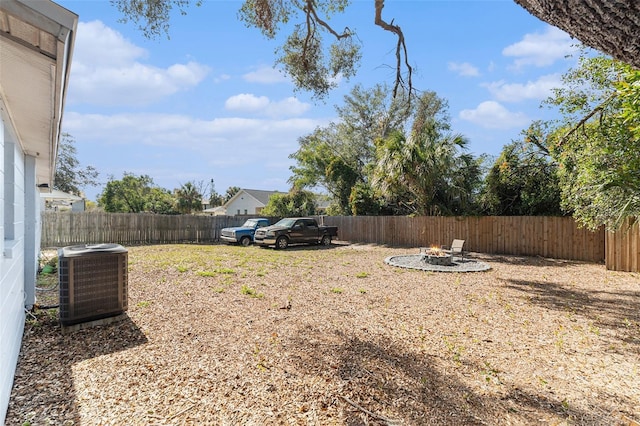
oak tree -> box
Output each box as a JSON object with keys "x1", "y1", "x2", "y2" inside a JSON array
[{"x1": 112, "y1": 0, "x2": 640, "y2": 101}]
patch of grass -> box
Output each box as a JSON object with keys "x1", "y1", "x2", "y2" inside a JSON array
[
  {"x1": 358, "y1": 288, "x2": 367, "y2": 294},
  {"x1": 442, "y1": 336, "x2": 464, "y2": 363},
  {"x1": 136, "y1": 301, "x2": 151, "y2": 308},
  {"x1": 197, "y1": 267, "x2": 236, "y2": 277},
  {"x1": 253, "y1": 344, "x2": 270, "y2": 371},
  {"x1": 36, "y1": 272, "x2": 58, "y2": 290},
  {"x1": 355, "y1": 271, "x2": 369, "y2": 278},
  {"x1": 330, "y1": 287, "x2": 343, "y2": 294},
  {"x1": 176, "y1": 265, "x2": 188, "y2": 273},
  {"x1": 241, "y1": 284, "x2": 263, "y2": 298},
  {"x1": 554, "y1": 325, "x2": 566, "y2": 351},
  {"x1": 482, "y1": 362, "x2": 502, "y2": 385}
]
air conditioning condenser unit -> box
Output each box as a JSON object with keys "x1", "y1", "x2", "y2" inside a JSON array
[{"x1": 58, "y1": 243, "x2": 128, "y2": 326}]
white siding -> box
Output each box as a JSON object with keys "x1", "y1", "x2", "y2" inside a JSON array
[
  {"x1": 24, "y1": 155, "x2": 39, "y2": 309},
  {"x1": 0, "y1": 115, "x2": 27, "y2": 424},
  {"x1": 226, "y1": 192, "x2": 264, "y2": 216}
]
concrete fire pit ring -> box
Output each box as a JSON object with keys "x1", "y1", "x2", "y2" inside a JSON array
[
  {"x1": 384, "y1": 254, "x2": 491, "y2": 273},
  {"x1": 424, "y1": 253, "x2": 453, "y2": 266}
]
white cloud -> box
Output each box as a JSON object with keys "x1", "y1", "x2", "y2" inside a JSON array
[
  {"x1": 267, "y1": 97, "x2": 311, "y2": 117},
  {"x1": 503, "y1": 25, "x2": 578, "y2": 69},
  {"x1": 214, "y1": 74, "x2": 232, "y2": 83},
  {"x1": 448, "y1": 62, "x2": 480, "y2": 77},
  {"x1": 459, "y1": 101, "x2": 529, "y2": 129},
  {"x1": 483, "y1": 73, "x2": 562, "y2": 102},
  {"x1": 63, "y1": 111, "x2": 324, "y2": 161},
  {"x1": 242, "y1": 65, "x2": 289, "y2": 84},
  {"x1": 74, "y1": 20, "x2": 147, "y2": 67},
  {"x1": 225, "y1": 94, "x2": 311, "y2": 118},
  {"x1": 68, "y1": 20, "x2": 210, "y2": 106},
  {"x1": 62, "y1": 108, "x2": 330, "y2": 196},
  {"x1": 225, "y1": 94, "x2": 270, "y2": 112}
]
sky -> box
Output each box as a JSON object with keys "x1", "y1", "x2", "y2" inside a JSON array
[{"x1": 55, "y1": 0, "x2": 588, "y2": 202}]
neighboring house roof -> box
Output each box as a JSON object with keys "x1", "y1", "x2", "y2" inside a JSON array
[
  {"x1": 203, "y1": 206, "x2": 226, "y2": 215},
  {"x1": 224, "y1": 189, "x2": 284, "y2": 209},
  {"x1": 39, "y1": 189, "x2": 83, "y2": 201},
  {"x1": 0, "y1": 0, "x2": 78, "y2": 187}
]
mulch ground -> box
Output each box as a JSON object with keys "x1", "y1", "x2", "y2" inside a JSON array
[{"x1": 6, "y1": 242, "x2": 640, "y2": 425}]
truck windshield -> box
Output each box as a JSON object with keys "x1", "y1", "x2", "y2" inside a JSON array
[
  {"x1": 274, "y1": 218, "x2": 296, "y2": 228},
  {"x1": 242, "y1": 219, "x2": 258, "y2": 227}
]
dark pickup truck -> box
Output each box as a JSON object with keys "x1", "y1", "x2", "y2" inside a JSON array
[{"x1": 253, "y1": 217, "x2": 338, "y2": 249}]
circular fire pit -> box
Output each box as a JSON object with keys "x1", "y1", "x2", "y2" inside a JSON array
[
  {"x1": 424, "y1": 253, "x2": 453, "y2": 266},
  {"x1": 420, "y1": 247, "x2": 453, "y2": 266},
  {"x1": 384, "y1": 253, "x2": 491, "y2": 273}
]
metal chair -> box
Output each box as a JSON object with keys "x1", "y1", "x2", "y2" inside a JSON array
[{"x1": 443, "y1": 239, "x2": 466, "y2": 262}]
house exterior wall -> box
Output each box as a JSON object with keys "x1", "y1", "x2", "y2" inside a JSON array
[
  {"x1": 0, "y1": 118, "x2": 27, "y2": 424},
  {"x1": 226, "y1": 192, "x2": 264, "y2": 216}
]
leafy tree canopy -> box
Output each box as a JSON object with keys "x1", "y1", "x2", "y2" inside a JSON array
[
  {"x1": 175, "y1": 181, "x2": 203, "y2": 214},
  {"x1": 261, "y1": 189, "x2": 317, "y2": 217},
  {"x1": 224, "y1": 186, "x2": 241, "y2": 203},
  {"x1": 479, "y1": 134, "x2": 564, "y2": 216},
  {"x1": 372, "y1": 91, "x2": 482, "y2": 216},
  {"x1": 289, "y1": 84, "x2": 413, "y2": 214},
  {"x1": 54, "y1": 133, "x2": 99, "y2": 196},
  {"x1": 145, "y1": 187, "x2": 178, "y2": 214},
  {"x1": 112, "y1": 0, "x2": 411, "y2": 99},
  {"x1": 541, "y1": 53, "x2": 640, "y2": 230},
  {"x1": 112, "y1": 0, "x2": 640, "y2": 101},
  {"x1": 291, "y1": 87, "x2": 483, "y2": 216},
  {"x1": 99, "y1": 172, "x2": 178, "y2": 213}
]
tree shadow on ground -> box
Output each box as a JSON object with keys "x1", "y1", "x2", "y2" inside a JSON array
[
  {"x1": 479, "y1": 253, "x2": 594, "y2": 268},
  {"x1": 258, "y1": 243, "x2": 340, "y2": 251},
  {"x1": 6, "y1": 311, "x2": 147, "y2": 425},
  {"x1": 287, "y1": 326, "x2": 618, "y2": 425},
  {"x1": 502, "y1": 278, "x2": 640, "y2": 349}
]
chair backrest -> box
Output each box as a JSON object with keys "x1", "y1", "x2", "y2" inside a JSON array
[{"x1": 451, "y1": 239, "x2": 465, "y2": 253}]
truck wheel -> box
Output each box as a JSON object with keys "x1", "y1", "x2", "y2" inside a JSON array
[
  {"x1": 320, "y1": 235, "x2": 332, "y2": 246},
  {"x1": 240, "y1": 236, "x2": 251, "y2": 247},
  {"x1": 276, "y1": 236, "x2": 289, "y2": 249}
]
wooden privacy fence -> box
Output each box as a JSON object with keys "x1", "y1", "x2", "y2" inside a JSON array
[
  {"x1": 605, "y1": 217, "x2": 640, "y2": 272},
  {"x1": 321, "y1": 215, "x2": 606, "y2": 263},
  {"x1": 41, "y1": 212, "x2": 253, "y2": 247},
  {"x1": 42, "y1": 212, "x2": 640, "y2": 269}
]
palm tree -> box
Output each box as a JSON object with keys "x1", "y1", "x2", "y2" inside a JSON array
[
  {"x1": 175, "y1": 182, "x2": 202, "y2": 214},
  {"x1": 373, "y1": 92, "x2": 479, "y2": 216}
]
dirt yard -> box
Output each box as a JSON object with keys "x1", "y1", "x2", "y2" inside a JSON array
[{"x1": 7, "y1": 243, "x2": 640, "y2": 425}]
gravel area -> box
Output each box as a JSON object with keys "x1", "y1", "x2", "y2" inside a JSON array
[
  {"x1": 6, "y1": 242, "x2": 640, "y2": 425},
  {"x1": 385, "y1": 255, "x2": 492, "y2": 272}
]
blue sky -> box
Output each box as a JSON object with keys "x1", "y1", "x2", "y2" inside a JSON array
[{"x1": 56, "y1": 0, "x2": 586, "y2": 202}]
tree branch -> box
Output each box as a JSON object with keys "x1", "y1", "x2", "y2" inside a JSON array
[
  {"x1": 374, "y1": 0, "x2": 413, "y2": 99},
  {"x1": 306, "y1": 0, "x2": 351, "y2": 40},
  {"x1": 557, "y1": 92, "x2": 618, "y2": 147}
]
